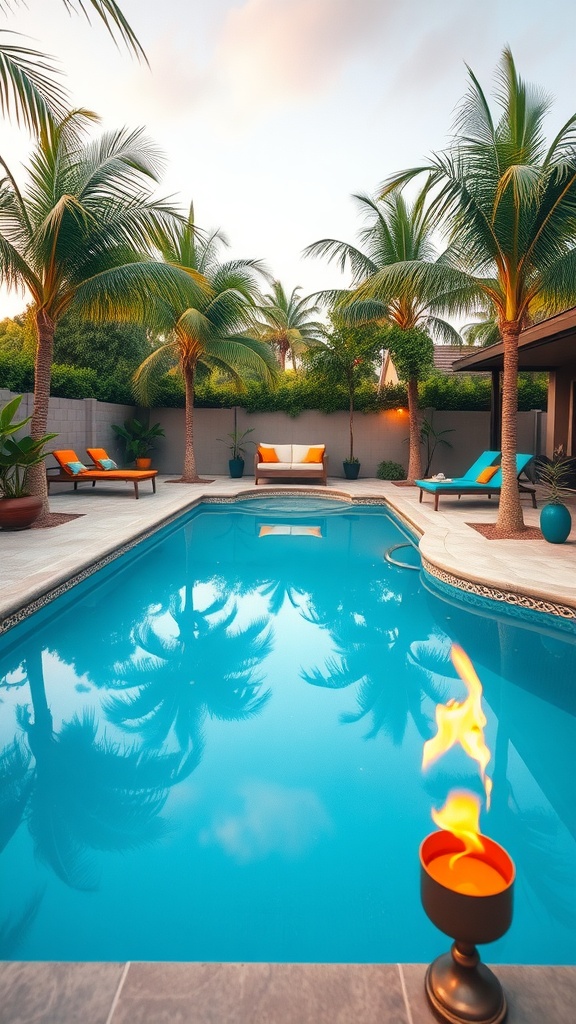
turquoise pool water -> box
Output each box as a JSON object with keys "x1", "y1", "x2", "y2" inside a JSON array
[{"x1": 0, "y1": 498, "x2": 575, "y2": 964}]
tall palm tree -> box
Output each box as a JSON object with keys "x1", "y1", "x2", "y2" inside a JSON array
[
  {"x1": 0, "y1": 108, "x2": 201, "y2": 518},
  {"x1": 0, "y1": 1, "x2": 143, "y2": 135},
  {"x1": 305, "y1": 191, "x2": 462, "y2": 481},
  {"x1": 377, "y1": 48, "x2": 576, "y2": 533},
  {"x1": 133, "y1": 203, "x2": 277, "y2": 482},
  {"x1": 253, "y1": 280, "x2": 324, "y2": 370}
]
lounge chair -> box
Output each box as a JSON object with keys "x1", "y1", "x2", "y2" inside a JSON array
[
  {"x1": 47, "y1": 448, "x2": 157, "y2": 499},
  {"x1": 416, "y1": 451, "x2": 536, "y2": 511}
]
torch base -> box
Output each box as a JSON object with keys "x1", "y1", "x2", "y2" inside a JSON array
[{"x1": 425, "y1": 945, "x2": 507, "y2": 1024}]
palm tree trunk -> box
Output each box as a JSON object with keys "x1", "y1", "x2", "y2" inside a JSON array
[
  {"x1": 181, "y1": 361, "x2": 198, "y2": 482},
  {"x1": 495, "y1": 325, "x2": 524, "y2": 534},
  {"x1": 406, "y1": 377, "x2": 423, "y2": 484},
  {"x1": 349, "y1": 391, "x2": 354, "y2": 461},
  {"x1": 27, "y1": 309, "x2": 55, "y2": 520}
]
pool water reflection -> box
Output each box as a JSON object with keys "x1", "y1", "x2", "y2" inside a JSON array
[{"x1": 0, "y1": 499, "x2": 574, "y2": 964}]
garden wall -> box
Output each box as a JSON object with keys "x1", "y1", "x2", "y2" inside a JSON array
[
  {"x1": 0, "y1": 388, "x2": 545, "y2": 478},
  {"x1": 0, "y1": 389, "x2": 136, "y2": 470}
]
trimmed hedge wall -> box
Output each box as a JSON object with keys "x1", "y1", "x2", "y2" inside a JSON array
[{"x1": 0, "y1": 354, "x2": 548, "y2": 413}]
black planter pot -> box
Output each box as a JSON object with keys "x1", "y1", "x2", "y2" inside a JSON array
[
  {"x1": 229, "y1": 457, "x2": 245, "y2": 479},
  {"x1": 343, "y1": 461, "x2": 360, "y2": 480}
]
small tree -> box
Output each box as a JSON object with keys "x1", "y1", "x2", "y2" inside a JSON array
[
  {"x1": 305, "y1": 318, "x2": 383, "y2": 463},
  {"x1": 385, "y1": 325, "x2": 433, "y2": 482}
]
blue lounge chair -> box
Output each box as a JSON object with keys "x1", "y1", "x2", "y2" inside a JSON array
[{"x1": 416, "y1": 451, "x2": 536, "y2": 511}]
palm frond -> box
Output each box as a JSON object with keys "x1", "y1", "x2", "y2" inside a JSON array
[
  {"x1": 0, "y1": 30, "x2": 68, "y2": 134},
  {"x1": 61, "y1": 1, "x2": 146, "y2": 62}
]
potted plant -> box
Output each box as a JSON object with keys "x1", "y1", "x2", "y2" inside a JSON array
[
  {"x1": 537, "y1": 446, "x2": 575, "y2": 543},
  {"x1": 217, "y1": 427, "x2": 255, "y2": 478},
  {"x1": 0, "y1": 395, "x2": 58, "y2": 530},
  {"x1": 112, "y1": 418, "x2": 165, "y2": 469},
  {"x1": 343, "y1": 455, "x2": 360, "y2": 480}
]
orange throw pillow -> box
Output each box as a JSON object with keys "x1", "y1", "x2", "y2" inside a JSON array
[
  {"x1": 476, "y1": 465, "x2": 499, "y2": 483},
  {"x1": 258, "y1": 445, "x2": 279, "y2": 462},
  {"x1": 302, "y1": 446, "x2": 325, "y2": 464}
]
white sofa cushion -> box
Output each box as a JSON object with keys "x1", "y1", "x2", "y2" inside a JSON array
[{"x1": 257, "y1": 462, "x2": 293, "y2": 470}]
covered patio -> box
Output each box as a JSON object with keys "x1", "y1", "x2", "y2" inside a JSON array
[{"x1": 453, "y1": 306, "x2": 576, "y2": 457}]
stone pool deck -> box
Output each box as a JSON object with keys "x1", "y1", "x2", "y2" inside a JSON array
[{"x1": 1, "y1": 475, "x2": 575, "y2": 1023}]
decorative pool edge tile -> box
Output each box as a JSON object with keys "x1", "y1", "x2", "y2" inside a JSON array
[{"x1": 422, "y1": 558, "x2": 576, "y2": 626}]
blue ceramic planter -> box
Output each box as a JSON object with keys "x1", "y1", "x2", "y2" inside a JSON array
[{"x1": 540, "y1": 502, "x2": 572, "y2": 543}]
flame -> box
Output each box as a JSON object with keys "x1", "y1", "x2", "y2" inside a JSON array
[
  {"x1": 432, "y1": 791, "x2": 484, "y2": 865},
  {"x1": 422, "y1": 643, "x2": 492, "y2": 808}
]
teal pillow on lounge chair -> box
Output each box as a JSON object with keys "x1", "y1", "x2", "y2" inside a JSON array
[
  {"x1": 66, "y1": 461, "x2": 87, "y2": 475},
  {"x1": 99, "y1": 458, "x2": 118, "y2": 470}
]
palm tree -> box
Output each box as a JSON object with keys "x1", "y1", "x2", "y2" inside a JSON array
[
  {"x1": 305, "y1": 191, "x2": 462, "y2": 481},
  {"x1": 133, "y1": 203, "x2": 277, "y2": 482},
  {"x1": 378, "y1": 48, "x2": 576, "y2": 533},
  {"x1": 0, "y1": 108, "x2": 201, "y2": 518},
  {"x1": 0, "y1": 1, "x2": 143, "y2": 135},
  {"x1": 253, "y1": 280, "x2": 324, "y2": 370}
]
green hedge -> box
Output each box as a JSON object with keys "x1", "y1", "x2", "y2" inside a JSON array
[{"x1": 0, "y1": 354, "x2": 548, "y2": 413}]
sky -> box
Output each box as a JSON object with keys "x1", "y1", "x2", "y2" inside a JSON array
[{"x1": 1, "y1": 0, "x2": 574, "y2": 318}]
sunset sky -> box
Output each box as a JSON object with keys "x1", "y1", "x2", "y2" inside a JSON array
[{"x1": 1, "y1": 0, "x2": 573, "y2": 317}]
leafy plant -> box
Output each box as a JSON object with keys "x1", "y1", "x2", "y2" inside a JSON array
[
  {"x1": 376, "y1": 460, "x2": 406, "y2": 481},
  {"x1": 343, "y1": 456, "x2": 360, "y2": 465},
  {"x1": 216, "y1": 428, "x2": 255, "y2": 460},
  {"x1": 419, "y1": 417, "x2": 454, "y2": 476},
  {"x1": 112, "y1": 418, "x2": 165, "y2": 463},
  {"x1": 536, "y1": 446, "x2": 575, "y2": 504},
  {"x1": 0, "y1": 396, "x2": 57, "y2": 498}
]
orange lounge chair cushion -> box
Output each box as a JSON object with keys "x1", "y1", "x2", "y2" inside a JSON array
[
  {"x1": 53, "y1": 449, "x2": 85, "y2": 475},
  {"x1": 86, "y1": 447, "x2": 118, "y2": 470},
  {"x1": 52, "y1": 449, "x2": 156, "y2": 480}
]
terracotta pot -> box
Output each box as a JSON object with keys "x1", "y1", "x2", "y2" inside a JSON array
[
  {"x1": 0, "y1": 495, "x2": 43, "y2": 531},
  {"x1": 135, "y1": 458, "x2": 152, "y2": 470}
]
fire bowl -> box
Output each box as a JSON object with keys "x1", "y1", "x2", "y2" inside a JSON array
[{"x1": 420, "y1": 830, "x2": 515, "y2": 1024}]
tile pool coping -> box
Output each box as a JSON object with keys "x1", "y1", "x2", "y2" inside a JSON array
[
  {"x1": 1, "y1": 477, "x2": 575, "y2": 1021},
  {"x1": 1, "y1": 961, "x2": 574, "y2": 1023}
]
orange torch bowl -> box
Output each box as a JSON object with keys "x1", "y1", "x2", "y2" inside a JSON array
[{"x1": 420, "y1": 830, "x2": 515, "y2": 947}]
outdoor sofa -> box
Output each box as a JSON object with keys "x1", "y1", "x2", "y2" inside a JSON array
[
  {"x1": 254, "y1": 443, "x2": 328, "y2": 485},
  {"x1": 47, "y1": 448, "x2": 157, "y2": 499},
  {"x1": 416, "y1": 450, "x2": 536, "y2": 511}
]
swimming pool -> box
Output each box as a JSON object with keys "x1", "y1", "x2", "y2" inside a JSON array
[{"x1": 0, "y1": 497, "x2": 574, "y2": 964}]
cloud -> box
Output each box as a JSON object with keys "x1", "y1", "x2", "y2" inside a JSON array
[
  {"x1": 213, "y1": 0, "x2": 393, "y2": 107},
  {"x1": 200, "y1": 780, "x2": 333, "y2": 863}
]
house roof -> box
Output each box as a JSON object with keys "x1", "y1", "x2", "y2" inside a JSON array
[
  {"x1": 432, "y1": 345, "x2": 467, "y2": 374},
  {"x1": 453, "y1": 306, "x2": 576, "y2": 372}
]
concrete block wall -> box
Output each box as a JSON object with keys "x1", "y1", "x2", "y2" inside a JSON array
[
  {"x1": 0, "y1": 389, "x2": 546, "y2": 478},
  {"x1": 0, "y1": 389, "x2": 135, "y2": 468}
]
